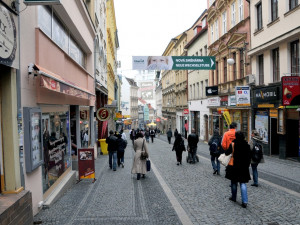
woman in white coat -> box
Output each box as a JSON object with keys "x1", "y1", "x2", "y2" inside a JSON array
[{"x1": 131, "y1": 132, "x2": 149, "y2": 180}]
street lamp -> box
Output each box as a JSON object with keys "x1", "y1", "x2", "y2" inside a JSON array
[{"x1": 227, "y1": 41, "x2": 249, "y2": 65}]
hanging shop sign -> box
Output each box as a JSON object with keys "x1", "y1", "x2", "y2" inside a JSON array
[
  {"x1": 132, "y1": 56, "x2": 216, "y2": 70},
  {"x1": 282, "y1": 76, "x2": 300, "y2": 106},
  {"x1": 235, "y1": 86, "x2": 250, "y2": 106},
  {"x1": 0, "y1": 4, "x2": 19, "y2": 69},
  {"x1": 206, "y1": 86, "x2": 218, "y2": 96},
  {"x1": 223, "y1": 111, "x2": 231, "y2": 126},
  {"x1": 208, "y1": 97, "x2": 220, "y2": 106},
  {"x1": 183, "y1": 109, "x2": 189, "y2": 115},
  {"x1": 96, "y1": 108, "x2": 110, "y2": 121},
  {"x1": 254, "y1": 86, "x2": 279, "y2": 103},
  {"x1": 78, "y1": 148, "x2": 95, "y2": 182},
  {"x1": 220, "y1": 96, "x2": 228, "y2": 107}
]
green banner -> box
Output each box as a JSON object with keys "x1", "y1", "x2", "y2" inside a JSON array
[{"x1": 171, "y1": 56, "x2": 215, "y2": 70}]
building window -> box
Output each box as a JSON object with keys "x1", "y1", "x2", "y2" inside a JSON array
[
  {"x1": 216, "y1": 61, "x2": 219, "y2": 85},
  {"x1": 233, "y1": 52, "x2": 237, "y2": 80},
  {"x1": 204, "y1": 45, "x2": 207, "y2": 56},
  {"x1": 190, "y1": 85, "x2": 192, "y2": 99},
  {"x1": 256, "y1": 2, "x2": 263, "y2": 30},
  {"x1": 239, "y1": 0, "x2": 244, "y2": 22},
  {"x1": 240, "y1": 50, "x2": 244, "y2": 78},
  {"x1": 202, "y1": 17, "x2": 207, "y2": 27},
  {"x1": 201, "y1": 81, "x2": 204, "y2": 98},
  {"x1": 271, "y1": 0, "x2": 278, "y2": 22},
  {"x1": 200, "y1": 49, "x2": 203, "y2": 56},
  {"x1": 290, "y1": 0, "x2": 298, "y2": 10},
  {"x1": 197, "y1": 82, "x2": 200, "y2": 99},
  {"x1": 272, "y1": 48, "x2": 280, "y2": 82},
  {"x1": 258, "y1": 54, "x2": 264, "y2": 85},
  {"x1": 232, "y1": 2, "x2": 236, "y2": 27},
  {"x1": 193, "y1": 84, "x2": 196, "y2": 100},
  {"x1": 224, "y1": 57, "x2": 227, "y2": 83},
  {"x1": 211, "y1": 24, "x2": 214, "y2": 42},
  {"x1": 222, "y1": 11, "x2": 227, "y2": 35},
  {"x1": 291, "y1": 40, "x2": 299, "y2": 75},
  {"x1": 215, "y1": 20, "x2": 219, "y2": 39}
]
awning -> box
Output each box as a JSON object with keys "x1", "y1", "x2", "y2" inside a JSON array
[{"x1": 35, "y1": 64, "x2": 95, "y2": 100}]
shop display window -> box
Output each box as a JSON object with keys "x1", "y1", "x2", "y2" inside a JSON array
[
  {"x1": 232, "y1": 111, "x2": 241, "y2": 131},
  {"x1": 255, "y1": 111, "x2": 269, "y2": 143},
  {"x1": 42, "y1": 110, "x2": 70, "y2": 193},
  {"x1": 80, "y1": 106, "x2": 90, "y2": 148}
]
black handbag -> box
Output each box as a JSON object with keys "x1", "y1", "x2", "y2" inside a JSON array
[
  {"x1": 140, "y1": 140, "x2": 148, "y2": 160},
  {"x1": 146, "y1": 159, "x2": 151, "y2": 171}
]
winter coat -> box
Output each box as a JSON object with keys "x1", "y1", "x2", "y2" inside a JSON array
[
  {"x1": 172, "y1": 137, "x2": 185, "y2": 152},
  {"x1": 225, "y1": 139, "x2": 251, "y2": 183},
  {"x1": 174, "y1": 130, "x2": 178, "y2": 138},
  {"x1": 106, "y1": 135, "x2": 118, "y2": 152},
  {"x1": 150, "y1": 130, "x2": 155, "y2": 137},
  {"x1": 131, "y1": 138, "x2": 149, "y2": 175},
  {"x1": 145, "y1": 131, "x2": 150, "y2": 138},
  {"x1": 208, "y1": 134, "x2": 222, "y2": 156},
  {"x1": 221, "y1": 128, "x2": 236, "y2": 151},
  {"x1": 188, "y1": 133, "x2": 199, "y2": 149},
  {"x1": 117, "y1": 138, "x2": 127, "y2": 152},
  {"x1": 167, "y1": 130, "x2": 173, "y2": 137},
  {"x1": 249, "y1": 137, "x2": 264, "y2": 164}
]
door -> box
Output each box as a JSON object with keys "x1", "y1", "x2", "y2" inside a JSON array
[
  {"x1": 270, "y1": 118, "x2": 279, "y2": 155},
  {"x1": 204, "y1": 115, "x2": 209, "y2": 142},
  {"x1": 286, "y1": 119, "x2": 299, "y2": 158}
]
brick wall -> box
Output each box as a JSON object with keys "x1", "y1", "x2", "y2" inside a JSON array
[{"x1": 0, "y1": 190, "x2": 33, "y2": 225}]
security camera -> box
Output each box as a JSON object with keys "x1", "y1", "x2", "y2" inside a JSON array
[{"x1": 28, "y1": 63, "x2": 34, "y2": 74}]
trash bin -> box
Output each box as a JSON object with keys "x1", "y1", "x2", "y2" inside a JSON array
[{"x1": 99, "y1": 139, "x2": 108, "y2": 155}]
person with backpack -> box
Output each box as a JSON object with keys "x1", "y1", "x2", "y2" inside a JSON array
[
  {"x1": 172, "y1": 133, "x2": 186, "y2": 165},
  {"x1": 208, "y1": 129, "x2": 222, "y2": 175},
  {"x1": 117, "y1": 134, "x2": 127, "y2": 168},
  {"x1": 248, "y1": 130, "x2": 264, "y2": 187}
]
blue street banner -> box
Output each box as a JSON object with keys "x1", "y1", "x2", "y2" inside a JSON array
[{"x1": 132, "y1": 56, "x2": 216, "y2": 70}]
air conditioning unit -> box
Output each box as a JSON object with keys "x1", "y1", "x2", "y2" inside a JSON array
[{"x1": 245, "y1": 74, "x2": 255, "y2": 85}]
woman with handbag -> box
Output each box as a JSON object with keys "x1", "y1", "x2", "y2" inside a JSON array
[
  {"x1": 131, "y1": 132, "x2": 149, "y2": 180},
  {"x1": 225, "y1": 131, "x2": 251, "y2": 208},
  {"x1": 172, "y1": 133, "x2": 185, "y2": 165}
]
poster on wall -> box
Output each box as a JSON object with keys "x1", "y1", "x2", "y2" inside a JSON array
[
  {"x1": 282, "y1": 76, "x2": 300, "y2": 106},
  {"x1": 78, "y1": 148, "x2": 95, "y2": 182},
  {"x1": 235, "y1": 86, "x2": 250, "y2": 106},
  {"x1": 255, "y1": 111, "x2": 269, "y2": 143}
]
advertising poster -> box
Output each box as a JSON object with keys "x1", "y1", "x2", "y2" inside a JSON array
[
  {"x1": 282, "y1": 76, "x2": 300, "y2": 106},
  {"x1": 235, "y1": 86, "x2": 250, "y2": 106},
  {"x1": 132, "y1": 56, "x2": 215, "y2": 70},
  {"x1": 255, "y1": 111, "x2": 269, "y2": 143},
  {"x1": 78, "y1": 148, "x2": 95, "y2": 180}
]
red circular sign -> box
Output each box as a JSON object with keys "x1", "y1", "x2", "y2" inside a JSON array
[{"x1": 96, "y1": 108, "x2": 110, "y2": 121}]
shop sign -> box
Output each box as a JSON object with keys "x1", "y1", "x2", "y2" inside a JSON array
[
  {"x1": 269, "y1": 109, "x2": 278, "y2": 118},
  {"x1": 206, "y1": 86, "x2": 218, "y2": 96},
  {"x1": 208, "y1": 97, "x2": 220, "y2": 106},
  {"x1": 183, "y1": 109, "x2": 189, "y2": 115},
  {"x1": 282, "y1": 76, "x2": 300, "y2": 106},
  {"x1": 254, "y1": 86, "x2": 279, "y2": 103},
  {"x1": 229, "y1": 95, "x2": 236, "y2": 106},
  {"x1": 0, "y1": 4, "x2": 19, "y2": 69},
  {"x1": 78, "y1": 148, "x2": 96, "y2": 182},
  {"x1": 96, "y1": 108, "x2": 110, "y2": 121},
  {"x1": 220, "y1": 96, "x2": 228, "y2": 106},
  {"x1": 258, "y1": 104, "x2": 274, "y2": 108},
  {"x1": 235, "y1": 86, "x2": 250, "y2": 106}
]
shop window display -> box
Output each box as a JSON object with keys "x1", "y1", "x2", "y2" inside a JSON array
[
  {"x1": 42, "y1": 111, "x2": 70, "y2": 193},
  {"x1": 80, "y1": 107, "x2": 90, "y2": 148}
]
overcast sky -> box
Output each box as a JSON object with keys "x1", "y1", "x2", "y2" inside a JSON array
[{"x1": 114, "y1": 0, "x2": 207, "y2": 78}]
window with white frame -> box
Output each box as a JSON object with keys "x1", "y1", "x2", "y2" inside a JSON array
[
  {"x1": 271, "y1": 0, "x2": 278, "y2": 22},
  {"x1": 193, "y1": 84, "x2": 196, "y2": 100},
  {"x1": 232, "y1": 2, "x2": 236, "y2": 27},
  {"x1": 202, "y1": 17, "x2": 207, "y2": 27},
  {"x1": 272, "y1": 48, "x2": 280, "y2": 82},
  {"x1": 290, "y1": 40, "x2": 299, "y2": 76},
  {"x1": 201, "y1": 81, "x2": 204, "y2": 98},
  {"x1": 222, "y1": 11, "x2": 227, "y2": 35},
  {"x1": 215, "y1": 20, "x2": 219, "y2": 40},
  {"x1": 256, "y1": 2, "x2": 263, "y2": 30},
  {"x1": 211, "y1": 24, "x2": 214, "y2": 42},
  {"x1": 197, "y1": 82, "x2": 200, "y2": 99},
  {"x1": 239, "y1": 0, "x2": 243, "y2": 22},
  {"x1": 289, "y1": 0, "x2": 298, "y2": 10}
]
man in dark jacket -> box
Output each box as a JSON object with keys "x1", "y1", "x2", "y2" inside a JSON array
[
  {"x1": 188, "y1": 128, "x2": 199, "y2": 163},
  {"x1": 117, "y1": 134, "x2": 127, "y2": 168},
  {"x1": 106, "y1": 130, "x2": 118, "y2": 171},
  {"x1": 167, "y1": 128, "x2": 173, "y2": 144},
  {"x1": 150, "y1": 129, "x2": 155, "y2": 143},
  {"x1": 208, "y1": 129, "x2": 222, "y2": 175}
]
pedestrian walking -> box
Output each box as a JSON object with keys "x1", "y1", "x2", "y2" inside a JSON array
[
  {"x1": 131, "y1": 132, "x2": 149, "y2": 180},
  {"x1": 157, "y1": 128, "x2": 161, "y2": 138},
  {"x1": 174, "y1": 129, "x2": 178, "y2": 139},
  {"x1": 225, "y1": 131, "x2": 251, "y2": 208},
  {"x1": 120, "y1": 129, "x2": 127, "y2": 141},
  {"x1": 172, "y1": 133, "x2": 186, "y2": 165},
  {"x1": 221, "y1": 122, "x2": 237, "y2": 151},
  {"x1": 130, "y1": 129, "x2": 136, "y2": 145},
  {"x1": 208, "y1": 129, "x2": 222, "y2": 175},
  {"x1": 150, "y1": 129, "x2": 155, "y2": 143},
  {"x1": 145, "y1": 128, "x2": 150, "y2": 143},
  {"x1": 187, "y1": 128, "x2": 199, "y2": 163},
  {"x1": 117, "y1": 134, "x2": 127, "y2": 168},
  {"x1": 106, "y1": 130, "x2": 118, "y2": 171},
  {"x1": 249, "y1": 130, "x2": 264, "y2": 187},
  {"x1": 167, "y1": 128, "x2": 172, "y2": 144}
]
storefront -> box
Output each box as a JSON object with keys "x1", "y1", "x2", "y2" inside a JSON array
[{"x1": 252, "y1": 84, "x2": 282, "y2": 157}]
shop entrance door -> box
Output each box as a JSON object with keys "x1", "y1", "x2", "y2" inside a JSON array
[
  {"x1": 286, "y1": 119, "x2": 299, "y2": 158},
  {"x1": 270, "y1": 118, "x2": 279, "y2": 155}
]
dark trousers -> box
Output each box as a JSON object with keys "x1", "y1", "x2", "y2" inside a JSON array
[
  {"x1": 168, "y1": 137, "x2": 171, "y2": 144},
  {"x1": 151, "y1": 136, "x2": 154, "y2": 143},
  {"x1": 117, "y1": 151, "x2": 124, "y2": 166},
  {"x1": 176, "y1": 151, "x2": 183, "y2": 163}
]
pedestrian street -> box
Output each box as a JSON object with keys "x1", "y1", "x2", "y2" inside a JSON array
[{"x1": 34, "y1": 134, "x2": 300, "y2": 225}]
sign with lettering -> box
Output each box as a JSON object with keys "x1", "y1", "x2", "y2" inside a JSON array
[
  {"x1": 132, "y1": 56, "x2": 216, "y2": 70},
  {"x1": 235, "y1": 86, "x2": 250, "y2": 106},
  {"x1": 206, "y1": 86, "x2": 218, "y2": 96},
  {"x1": 207, "y1": 97, "x2": 220, "y2": 106},
  {"x1": 78, "y1": 148, "x2": 95, "y2": 181},
  {"x1": 96, "y1": 108, "x2": 110, "y2": 121},
  {"x1": 282, "y1": 76, "x2": 300, "y2": 106},
  {"x1": 254, "y1": 86, "x2": 279, "y2": 103}
]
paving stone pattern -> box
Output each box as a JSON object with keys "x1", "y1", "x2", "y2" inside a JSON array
[{"x1": 34, "y1": 133, "x2": 300, "y2": 225}]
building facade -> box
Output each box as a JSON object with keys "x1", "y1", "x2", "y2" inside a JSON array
[
  {"x1": 207, "y1": 0, "x2": 251, "y2": 141},
  {"x1": 248, "y1": 0, "x2": 300, "y2": 160},
  {"x1": 126, "y1": 78, "x2": 139, "y2": 129}
]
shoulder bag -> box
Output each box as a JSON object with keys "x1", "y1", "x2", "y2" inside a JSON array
[
  {"x1": 140, "y1": 139, "x2": 148, "y2": 160},
  {"x1": 218, "y1": 143, "x2": 233, "y2": 166}
]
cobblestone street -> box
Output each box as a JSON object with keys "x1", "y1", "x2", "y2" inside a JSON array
[{"x1": 34, "y1": 134, "x2": 300, "y2": 225}]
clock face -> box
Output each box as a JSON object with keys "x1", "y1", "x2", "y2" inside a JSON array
[{"x1": 0, "y1": 5, "x2": 17, "y2": 66}]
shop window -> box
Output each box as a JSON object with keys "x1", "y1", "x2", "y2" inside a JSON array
[
  {"x1": 80, "y1": 107, "x2": 90, "y2": 148},
  {"x1": 290, "y1": 40, "x2": 299, "y2": 75},
  {"x1": 232, "y1": 111, "x2": 241, "y2": 131},
  {"x1": 42, "y1": 111, "x2": 70, "y2": 193},
  {"x1": 272, "y1": 48, "x2": 280, "y2": 82}
]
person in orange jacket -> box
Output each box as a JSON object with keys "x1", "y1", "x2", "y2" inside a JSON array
[{"x1": 221, "y1": 122, "x2": 237, "y2": 151}]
